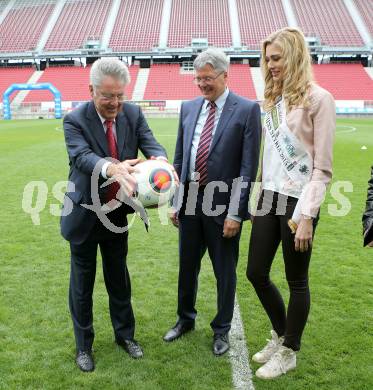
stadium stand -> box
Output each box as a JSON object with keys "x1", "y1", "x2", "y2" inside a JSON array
[
  {"x1": 354, "y1": 0, "x2": 373, "y2": 38},
  {"x1": 23, "y1": 66, "x2": 91, "y2": 102},
  {"x1": 143, "y1": 63, "x2": 257, "y2": 100},
  {"x1": 0, "y1": 67, "x2": 35, "y2": 101},
  {"x1": 44, "y1": 0, "x2": 111, "y2": 51},
  {"x1": 236, "y1": 0, "x2": 288, "y2": 49},
  {"x1": 144, "y1": 64, "x2": 197, "y2": 100},
  {"x1": 0, "y1": 0, "x2": 372, "y2": 116},
  {"x1": 227, "y1": 64, "x2": 257, "y2": 99},
  {"x1": 0, "y1": 0, "x2": 56, "y2": 52},
  {"x1": 0, "y1": 0, "x2": 371, "y2": 53},
  {"x1": 167, "y1": 0, "x2": 232, "y2": 48},
  {"x1": 291, "y1": 0, "x2": 364, "y2": 46},
  {"x1": 109, "y1": 0, "x2": 163, "y2": 51},
  {"x1": 23, "y1": 65, "x2": 139, "y2": 102},
  {"x1": 313, "y1": 64, "x2": 373, "y2": 100}
]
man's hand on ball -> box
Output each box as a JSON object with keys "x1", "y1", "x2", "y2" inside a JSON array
[{"x1": 107, "y1": 159, "x2": 141, "y2": 196}]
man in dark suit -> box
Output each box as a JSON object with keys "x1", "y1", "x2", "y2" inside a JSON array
[
  {"x1": 363, "y1": 166, "x2": 373, "y2": 247},
  {"x1": 61, "y1": 58, "x2": 167, "y2": 372},
  {"x1": 163, "y1": 48, "x2": 261, "y2": 355}
]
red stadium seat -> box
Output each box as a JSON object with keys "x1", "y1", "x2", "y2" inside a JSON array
[
  {"x1": 236, "y1": 0, "x2": 288, "y2": 50},
  {"x1": 0, "y1": 2, "x2": 54, "y2": 52},
  {"x1": 45, "y1": 0, "x2": 111, "y2": 51},
  {"x1": 291, "y1": 0, "x2": 364, "y2": 46},
  {"x1": 0, "y1": 67, "x2": 35, "y2": 101},
  {"x1": 168, "y1": 0, "x2": 232, "y2": 48},
  {"x1": 23, "y1": 65, "x2": 139, "y2": 102},
  {"x1": 109, "y1": 0, "x2": 163, "y2": 51},
  {"x1": 313, "y1": 64, "x2": 373, "y2": 100},
  {"x1": 143, "y1": 63, "x2": 257, "y2": 100},
  {"x1": 354, "y1": 0, "x2": 373, "y2": 39}
]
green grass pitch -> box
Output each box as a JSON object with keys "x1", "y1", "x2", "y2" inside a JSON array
[{"x1": 0, "y1": 117, "x2": 372, "y2": 389}]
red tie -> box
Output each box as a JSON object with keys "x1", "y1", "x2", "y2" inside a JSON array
[
  {"x1": 105, "y1": 120, "x2": 120, "y2": 202},
  {"x1": 195, "y1": 101, "x2": 216, "y2": 185}
]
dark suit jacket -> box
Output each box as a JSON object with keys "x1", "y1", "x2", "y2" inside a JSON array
[
  {"x1": 363, "y1": 166, "x2": 373, "y2": 246},
  {"x1": 60, "y1": 101, "x2": 166, "y2": 244},
  {"x1": 173, "y1": 91, "x2": 261, "y2": 224}
]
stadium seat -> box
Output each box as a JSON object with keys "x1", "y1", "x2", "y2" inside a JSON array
[
  {"x1": 144, "y1": 64, "x2": 197, "y2": 100},
  {"x1": 236, "y1": 0, "x2": 288, "y2": 49},
  {"x1": 0, "y1": 0, "x2": 54, "y2": 52},
  {"x1": 354, "y1": 0, "x2": 373, "y2": 38},
  {"x1": 45, "y1": 0, "x2": 111, "y2": 51},
  {"x1": 23, "y1": 65, "x2": 139, "y2": 102},
  {"x1": 109, "y1": 0, "x2": 163, "y2": 51},
  {"x1": 313, "y1": 64, "x2": 373, "y2": 100},
  {"x1": 291, "y1": 0, "x2": 364, "y2": 46},
  {"x1": 227, "y1": 64, "x2": 257, "y2": 99},
  {"x1": 143, "y1": 63, "x2": 257, "y2": 100},
  {"x1": 0, "y1": 67, "x2": 35, "y2": 101},
  {"x1": 168, "y1": 0, "x2": 232, "y2": 48}
]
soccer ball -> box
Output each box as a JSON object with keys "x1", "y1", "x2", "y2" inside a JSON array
[{"x1": 133, "y1": 159, "x2": 176, "y2": 208}]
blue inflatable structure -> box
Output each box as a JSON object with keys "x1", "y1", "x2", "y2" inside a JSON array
[{"x1": 2, "y1": 83, "x2": 62, "y2": 120}]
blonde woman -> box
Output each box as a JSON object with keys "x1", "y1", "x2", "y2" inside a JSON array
[{"x1": 246, "y1": 28, "x2": 335, "y2": 379}]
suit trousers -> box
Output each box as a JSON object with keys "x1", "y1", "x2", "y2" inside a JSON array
[
  {"x1": 68, "y1": 211, "x2": 135, "y2": 351},
  {"x1": 177, "y1": 187, "x2": 240, "y2": 335}
]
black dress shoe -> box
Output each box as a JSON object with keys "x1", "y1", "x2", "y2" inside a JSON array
[
  {"x1": 163, "y1": 322, "x2": 195, "y2": 342},
  {"x1": 76, "y1": 350, "x2": 94, "y2": 372},
  {"x1": 213, "y1": 333, "x2": 229, "y2": 356},
  {"x1": 117, "y1": 339, "x2": 144, "y2": 359}
]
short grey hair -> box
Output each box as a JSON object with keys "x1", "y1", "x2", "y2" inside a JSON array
[
  {"x1": 90, "y1": 58, "x2": 130, "y2": 89},
  {"x1": 193, "y1": 48, "x2": 230, "y2": 72}
]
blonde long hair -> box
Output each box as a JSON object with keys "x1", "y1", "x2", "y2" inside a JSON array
[{"x1": 261, "y1": 27, "x2": 313, "y2": 112}]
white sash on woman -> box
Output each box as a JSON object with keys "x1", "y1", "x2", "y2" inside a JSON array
[
  {"x1": 264, "y1": 98, "x2": 314, "y2": 224},
  {"x1": 265, "y1": 98, "x2": 312, "y2": 187}
]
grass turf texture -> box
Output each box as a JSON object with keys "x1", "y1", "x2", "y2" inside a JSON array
[{"x1": 0, "y1": 117, "x2": 372, "y2": 389}]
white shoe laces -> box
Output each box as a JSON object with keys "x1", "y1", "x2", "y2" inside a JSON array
[
  {"x1": 265, "y1": 347, "x2": 293, "y2": 374},
  {"x1": 261, "y1": 337, "x2": 277, "y2": 353}
]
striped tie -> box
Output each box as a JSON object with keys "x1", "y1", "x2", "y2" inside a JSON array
[
  {"x1": 195, "y1": 101, "x2": 216, "y2": 185},
  {"x1": 105, "y1": 120, "x2": 120, "y2": 202}
]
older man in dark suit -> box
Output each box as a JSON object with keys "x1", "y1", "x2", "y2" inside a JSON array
[
  {"x1": 163, "y1": 48, "x2": 261, "y2": 355},
  {"x1": 61, "y1": 58, "x2": 167, "y2": 372},
  {"x1": 363, "y1": 166, "x2": 373, "y2": 247}
]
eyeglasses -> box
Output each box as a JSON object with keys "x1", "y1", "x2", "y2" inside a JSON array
[
  {"x1": 193, "y1": 71, "x2": 224, "y2": 85},
  {"x1": 96, "y1": 91, "x2": 125, "y2": 103}
]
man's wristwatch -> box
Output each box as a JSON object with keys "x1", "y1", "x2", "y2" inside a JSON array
[{"x1": 302, "y1": 214, "x2": 313, "y2": 220}]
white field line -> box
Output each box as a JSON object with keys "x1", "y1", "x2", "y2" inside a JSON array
[
  {"x1": 335, "y1": 125, "x2": 357, "y2": 134},
  {"x1": 229, "y1": 297, "x2": 255, "y2": 390}
]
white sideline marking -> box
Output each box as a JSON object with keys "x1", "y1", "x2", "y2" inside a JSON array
[
  {"x1": 229, "y1": 297, "x2": 255, "y2": 390},
  {"x1": 335, "y1": 125, "x2": 356, "y2": 134}
]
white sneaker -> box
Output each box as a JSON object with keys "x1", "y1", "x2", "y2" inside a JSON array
[
  {"x1": 255, "y1": 346, "x2": 296, "y2": 379},
  {"x1": 252, "y1": 330, "x2": 284, "y2": 363}
]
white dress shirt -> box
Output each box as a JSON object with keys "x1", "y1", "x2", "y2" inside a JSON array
[{"x1": 188, "y1": 88, "x2": 229, "y2": 180}]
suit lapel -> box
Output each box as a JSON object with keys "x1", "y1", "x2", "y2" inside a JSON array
[
  {"x1": 86, "y1": 101, "x2": 109, "y2": 156},
  {"x1": 209, "y1": 92, "x2": 237, "y2": 155},
  {"x1": 185, "y1": 97, "x2": 204, "y2": 155}
]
